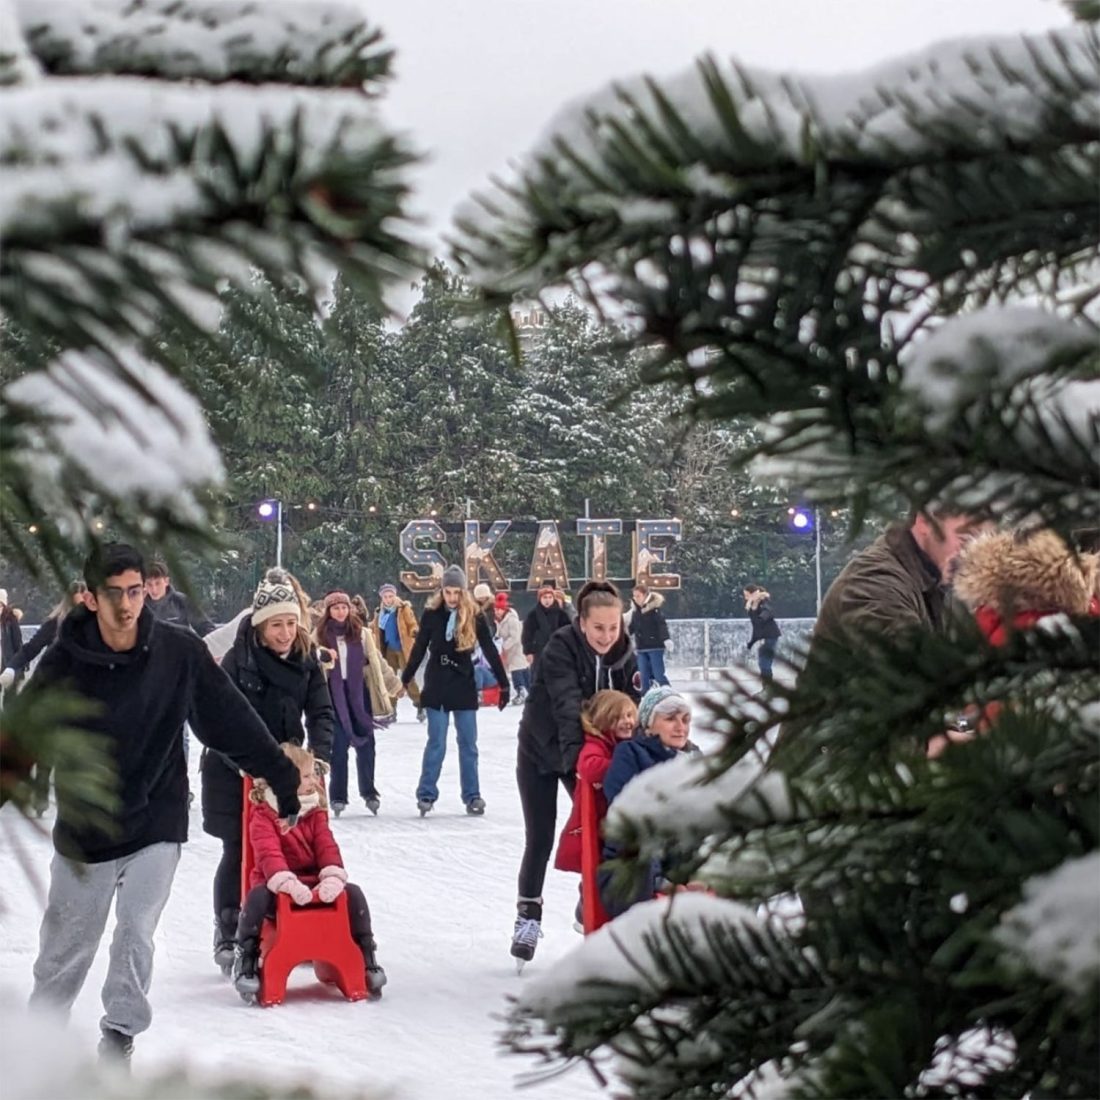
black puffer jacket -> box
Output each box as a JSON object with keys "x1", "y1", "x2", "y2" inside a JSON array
[
  {"x1": 402, "y1": 602, "x2": 508, "y2": 711},
  {"x1": 747, "y1": 598, "x2": 781, "y2": 647},
  {"x1": 518, "y1": 620, "x2": 638, "y2": 777},
  {"x1": 30, "y1": 606, "x2": 299, "y2": 862},
  {"x1": 201, "y1": 616, "x2": 334, "y2": 841},
  {"x1": 521, "y1": 602, "x2": 572, "y2": 661},
  {"x1": 627, "y1": 593, "x2": 670, "y2": 651},
  {"x1": 147, "y1": 585, "x2": 215, "y2": 637}
]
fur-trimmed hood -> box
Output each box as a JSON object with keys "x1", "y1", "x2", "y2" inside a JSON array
[
  {"x1": 632, "y1": 591, "x2": 665, "y2": 614},
  {"x1": 744, "y1": 589, "x2": 771, "y2": 611},
  {"x1": 954, "y1": 529, "x2": 1095, "y2": 617}
]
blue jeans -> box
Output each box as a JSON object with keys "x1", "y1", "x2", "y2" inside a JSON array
[
  {"x1": 758, "y1": 638, "x2": 777, "y2": 683},
  {"x1": 636, "y1": 649, "x2": 670, "y2": 694},
  {"x1": 330, "y1": 715, "x2": 377, "y2": 804},
  {"x1": 473, "y1": 662, "x2": 495, "y2": 690},
  {"x1": 417, "y1": 708, "x2": 480, "y2": 805},
  {"x1": 511, "y1": 667, "x2": 531, "y2": 694}
]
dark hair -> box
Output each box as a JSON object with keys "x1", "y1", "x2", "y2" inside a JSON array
[
  {"x1": 576, "y1": 579, "x2": 621, "y2": 618},
  {"x1": 314, "y1": 596, "x2": 365, "y2": 642},
  {"x1": 84, "y1": 543, "x2": 146, "y2": 591},
  {"x1": 743, "y1": 583, "x2": 763, "y2": 594},
  {"x1": 632, "y1": 581, "x2": 650, "y2": 594},
  {"x1": 146, "y1": 559, "x2": 169, "y2": 580}
]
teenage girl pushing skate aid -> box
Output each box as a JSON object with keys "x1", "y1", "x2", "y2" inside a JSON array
[{"x1": 233, "y1": 743, "x2": 386, "y2": 1002}]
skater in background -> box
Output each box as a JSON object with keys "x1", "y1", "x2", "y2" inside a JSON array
[
  {"x1": 144, "y1": 559, "x2": 215, "y2": 637},
  {"x1": 522, "y1": 580, "x2": 571, "y2": 670},
  {"x1": 743, "y1": 584, "x2": 781, "y2": 684},
  {"x1": 372, "y1": 582, "x2": 424, "y2": 721},
  {"x1": 234, "y1": 742, "x2": 386, "y2": 1003},
  {"x1": 201, "y1": 567, "x2": 333, "y2": 979},
  {"x1": 494, "y1": 590, "x2": 530, "y2": 705},
  {"x1": 0, "y1": 579, "x2": 87, "y2": 815},
  {"x1": 511, "y1": 580, "x2": 638, "y2": 966},
  {"x1": 401, "y1": 566, "x2": 509, "y2": 817},
  {"x1": 315, "y1": 589, "x2": 403, "y2": 817},
  {"x1": 27, "y1": 544, "x2": 300, "y2": 1066},
  {"x1": 598, "y1": 686, "x2": 699, "y2": 919},
  {"x1": 0, "y1": 587, "x2": 23, "y2": 676},
  {"x1": 626, "y1": 582, "x2": 671, "y2": 693}
]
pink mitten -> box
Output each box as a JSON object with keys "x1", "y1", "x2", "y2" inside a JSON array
[
  {"x1": 269, "y1": 870, "x2": 313, "y2": 906},
  {"x1": 316, "y1": 865, "x2": 347, "y2": 904},
  {"x1": 317, "y1": 876, "x2": 345, "y2": 903},
  {"x1": 287, "y1": 878, "x2": 314, "y2": 906}
]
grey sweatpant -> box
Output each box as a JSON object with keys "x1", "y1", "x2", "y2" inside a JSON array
[{"x1": 30, "y1": 841, "x2": 181, "y2": 1038}]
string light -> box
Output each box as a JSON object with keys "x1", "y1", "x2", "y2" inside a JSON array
[{"x1": 28, "y1": 524, "x2": 38, "y2": 535}]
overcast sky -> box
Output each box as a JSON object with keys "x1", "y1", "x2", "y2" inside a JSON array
[{"x1": 360, "y1": 0, "x2": 1069, "y2": 267}]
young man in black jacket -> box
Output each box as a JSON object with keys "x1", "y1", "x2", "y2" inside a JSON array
[
  {"x1": 144, "y1": 559, "x2": 215, "y2": 637},
  {"x1": 25, "y1": 544, "x2": 300, "y2": 1067}
]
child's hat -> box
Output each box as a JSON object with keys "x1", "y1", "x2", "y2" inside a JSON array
[
  {"x1": 638, "y1": 685, "x2": 690, "y2": 731},
  {"x1": 494, "y1": 591, "x2": 510, "y2": 610}
]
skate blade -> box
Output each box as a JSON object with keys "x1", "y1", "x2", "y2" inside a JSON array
[{"x1": 238, "y1": 990, "x2": 258, "y2": 1006}]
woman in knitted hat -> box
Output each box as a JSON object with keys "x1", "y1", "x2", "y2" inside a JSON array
[
  {"x1": 314, "y1": 589, "x2": 403, "y2": 818},
  {"x1": 200, "y1": 567, "x2": 335, "y2": 978},
  {"x1": 400, "y1": 565, "x2": 510, "y2": 817}
]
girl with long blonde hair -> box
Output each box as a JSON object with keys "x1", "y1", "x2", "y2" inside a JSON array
[{"x1": 400, "y1": 565, "x2": 509, "y2": 817}]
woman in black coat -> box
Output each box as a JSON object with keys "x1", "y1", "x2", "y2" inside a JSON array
[
  {"x1": 744, "y1": 584, "x2": 781, "y2": 683},
  {"x1": 200, "y1": 568, "x2": 333, "y2": 975},
  {"x1": 510, "y1": 579, "x2": 638, "y2": 966},
  {"x1": 401, "y1": 566, "x2": 509, "y2": 817},
  {"x1": 521, "y1": 580, "x2": 572, "y2": 668}
]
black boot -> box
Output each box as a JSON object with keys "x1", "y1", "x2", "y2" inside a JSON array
[
  {"x1": 233, "y1": 937, "x2": 260, "y2": 1003},
  {"x1": 213, "y1": 907, "x2": 238, "y2": 977},
  {"x1": 359, "y1": 937, "x2": 387, "y2": 1001},
  {"x1": 510, "y1": 897, "x2": 543, "y2": 965},
  {"x1": 97, "y1": 1027, "x2": 133, "y2": 1069}
]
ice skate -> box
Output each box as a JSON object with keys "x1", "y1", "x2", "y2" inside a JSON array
[
  {"x1": 510, "y1": 897, "x2": 543, "y2": 971},
  {"x1": 466, "y1": 796, "x2": 486, "y2": 816},
  {"x1": 233, "y1": 939, "x2": 261, "y2": 1004},
  {"x1": 364, "y1": 796, "x2": 381, "y2": 815},
  {"x1": 417, "y1": 798, "x2": 434, "y2": 817},
  {"x1": 331, "y1": 800, "x2": 346, "y2": 818},
  {"x1": 213, "y1": 908, "x2": 238, "y2": 977}
]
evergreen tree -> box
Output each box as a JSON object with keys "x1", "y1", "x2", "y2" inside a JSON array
[{"x1": 455, "y1": 17, "x2": 1099, "y2": 1100}]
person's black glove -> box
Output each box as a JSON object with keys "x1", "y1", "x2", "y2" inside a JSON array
[{"x1": 498, "y1": 685, "x2": 511, "y2": 710}]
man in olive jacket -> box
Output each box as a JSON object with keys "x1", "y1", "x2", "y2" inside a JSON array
[
  {"x1": 25, "y1": 544, "x2": 301, "y2": 1066},
  {"x1": 811, "y1": 511, "x2": 977, "y2": 648}
]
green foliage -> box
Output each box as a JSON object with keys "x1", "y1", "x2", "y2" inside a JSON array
[{"x1": 454, "y1": 22, "x2": 1100, "y2": 1100}]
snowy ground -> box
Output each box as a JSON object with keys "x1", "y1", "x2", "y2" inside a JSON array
[{"x1": 0, "y1": 677, "x2": 739, "y2": 1100}]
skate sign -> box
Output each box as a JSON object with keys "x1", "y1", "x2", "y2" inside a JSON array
[{"x1": 399, "y1": 517, "x2": 681, "y2": 592}]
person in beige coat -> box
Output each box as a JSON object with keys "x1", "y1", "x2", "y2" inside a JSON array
[
  {"x1": 372, "y1": 583, "x2": 423, "y2": 720},
  {"x1": 316, "y1": 591, "x2": 403, "y2": 817},
  {"x1": 494, "y1": 592, "x2": 530, "y2": 705}
]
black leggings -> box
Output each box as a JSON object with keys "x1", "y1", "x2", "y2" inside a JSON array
[
  {"x1": 214, "y1": 838, "x2": 243, "y2": 922},
  {"x1": 237, "y1": 882, "x2": 374, "y2": 944},
  {"x1": 516, "y1": 753, "x2": 576, "y2": 899}
]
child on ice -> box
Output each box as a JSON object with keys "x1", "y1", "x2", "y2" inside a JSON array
[
  {"x1": 598, "y1": 685, "x2": 699, "y2": 918},
  {"x1": 234, "y1": 743, "x2": 386, "y2": 1002},
  {"x1": 554, "y1": 690, "x2": 639, "y2": 875}
]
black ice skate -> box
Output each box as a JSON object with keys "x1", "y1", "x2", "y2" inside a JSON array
[
  {"x1": 213, "y1": 907, "x2": 238, "y2": 977},
  {"x1": 510, "y1": 897, "x2": 543, "y2": 972},
  {"x1": 364, "y1": 796, "x2": 381, "y2": 815},
  {"x1": 465, "y1": 797, "x2": 486, "y2": 816},
  {"x1": 233, "y1": 938, "x2": 261, "y2": 1004},
  {"x1": 359, "y1": 937, "x2": 387, "y2": 1001},
  {"x1": 331, "y1": 800, "x2": 347, "y2": 818},
  {"x1": 416, "y1": 798, "x2": 434, "y2": 817}
]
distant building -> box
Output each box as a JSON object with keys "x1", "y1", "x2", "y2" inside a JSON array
[{"x1": 510, "y1": 301, "x2": 548, "y2": 348}]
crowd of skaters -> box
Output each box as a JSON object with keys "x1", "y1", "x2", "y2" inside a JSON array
[{"x1": 5, "y1": 507, "x2": 1098, "y2": 1066}]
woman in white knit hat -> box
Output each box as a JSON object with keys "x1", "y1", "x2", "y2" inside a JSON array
[{"x1": 200, "y1": 567, "x2": 335, "y2": 978}]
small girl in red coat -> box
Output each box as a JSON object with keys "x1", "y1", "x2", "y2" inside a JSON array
[
  {"x1": 554, "y1": 690, "x2": 638, "y2": 876},
  {"x1": 233, "y1": 743, "x2": 386, "y2": 1002}
]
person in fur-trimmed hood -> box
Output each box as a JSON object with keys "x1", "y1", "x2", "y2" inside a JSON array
[
  {"x1": 743, "y1": 584, "x2": 782, "y2": 683},
  {"x1": 233, "y1": 742, "x2": 386, "y2": 1003},
  {"x1": 953, "y1": 528, "x2": 1098, "y2": 645},
  {"x1": 625, "y1": 583, "x2": 671, "y2": 693}
]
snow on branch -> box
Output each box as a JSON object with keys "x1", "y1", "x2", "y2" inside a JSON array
[
  {"x1": 606, "y1": 752, "x2": 792, "y2": 855},
  {"x1": 15, "y1": 0, "x2": 392, "y2": 87},
  {"x1": 516, "y1": 893, "x2": 770, "y2": 1022},
  {"x1": 453, "y1": 25, "x2": 1099, "y2": 290},
  {"x1": 0, "y1": 0, "x2": 41, "y2": 85},
  {"x1": 998, "y1": 851, "x2": 1100, "y2": 996},
  {"x1": 4, "y1": 346, "x2": 224, "y2": 526}
]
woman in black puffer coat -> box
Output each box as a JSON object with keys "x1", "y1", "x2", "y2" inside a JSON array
[
  {"x1": 200, "y1": 568, "x2": 333, "y2": 975},
  {"x1": 509, "y1": 579, "x2": 638, "y2": 966}
]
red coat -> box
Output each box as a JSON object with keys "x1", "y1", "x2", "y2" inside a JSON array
[
  {"x1": 554, "y1": 733, "x2": 616, "y2": 873},
  {"x1": 248, "y1": 802, "x2": 343, "y2": 890}
]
